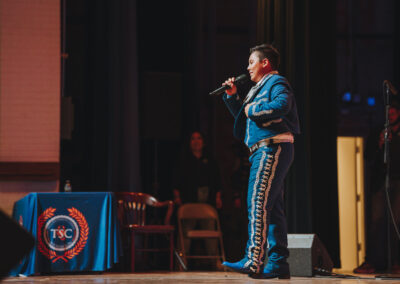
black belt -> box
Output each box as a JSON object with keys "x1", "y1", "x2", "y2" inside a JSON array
[{"x1": 249, "y1": 138, "x2": 293, "y2": 155}]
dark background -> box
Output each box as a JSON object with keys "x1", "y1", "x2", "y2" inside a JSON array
[{"x1": 59, "y1": 0, "x2": 400, "y2": 267}]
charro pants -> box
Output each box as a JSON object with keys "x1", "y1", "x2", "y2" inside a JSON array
[{"x1": 244, "y1": 143, "x2": 294, "y2": 273}]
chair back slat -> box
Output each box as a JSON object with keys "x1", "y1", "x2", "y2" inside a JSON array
[{"x1": 114, "y1": 192, "x2": 173, "y2": 227}]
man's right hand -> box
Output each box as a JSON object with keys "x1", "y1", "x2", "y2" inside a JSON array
[{"x1": 223, "y1": 77, "x2": 237, "y2": 96}]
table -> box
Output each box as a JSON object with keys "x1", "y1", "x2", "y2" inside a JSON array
[{"x1": 9, "y1": 192, "x2": 122, "y2": 276}]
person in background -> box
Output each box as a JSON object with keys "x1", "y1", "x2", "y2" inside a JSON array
[
  {"x1": 354, "y1": 102, "x2": 400, "y2": 274},
  {"x1": 172, "y1": 131, "x2": 222, "y2": 269},
  {"x1": 172, "y1": 131, "x2": 222, "y2": 207}
]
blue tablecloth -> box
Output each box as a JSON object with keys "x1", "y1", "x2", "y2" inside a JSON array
[{"x1": 10, "y1": 192, "x2": 122, "y2": 276}]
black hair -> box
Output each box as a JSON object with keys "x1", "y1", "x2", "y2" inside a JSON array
[{"x1": 249, "y1": 43, "x2": 280, "y2": 70}]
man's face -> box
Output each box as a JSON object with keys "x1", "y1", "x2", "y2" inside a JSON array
[
  {"x1": 190, "y1": 132, "x2": 204, "y2": 152},
  {"x1": 247, "y1": 52, "x2": 269, "y2": 83},
  {"x1": 389, "y1": 107, "x2": 400, "y2": 124}
]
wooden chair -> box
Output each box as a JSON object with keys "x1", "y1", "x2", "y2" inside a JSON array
[
  {"x1": 177, "y1": 203, "x2": 225, "y2": 269},
  {"x1": 114, "y1": 192, "x2": 174, "y2": 272}
]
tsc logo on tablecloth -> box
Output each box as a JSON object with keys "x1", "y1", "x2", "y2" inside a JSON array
[{"x1": 37, "y1": 207, "x2": 89, "y2": 263}]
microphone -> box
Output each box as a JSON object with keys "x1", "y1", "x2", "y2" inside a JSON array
[
  {"x1": 383, "y1": 80, "x2": 398, "y2": 95},
  {"x1": 209, "y1": 74, "x2": 248, "y2": 96}
]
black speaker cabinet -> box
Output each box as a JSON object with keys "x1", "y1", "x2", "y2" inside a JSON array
[
  {"x1": 0, "y1": 210, "x2": 35, "y2": 279},
  {"x1": 287, "y1": 234, "x2": 333, "y2": 277}
]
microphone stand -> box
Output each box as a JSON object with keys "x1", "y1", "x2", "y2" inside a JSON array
[
  {"x1": 376, "y1": 82, "x2": 400, "y2": 279},
  {"x1": 383, "y1": 83, "x2": 392, "y2": 274},
  {"x1": 377, "y1": 83, "x2": 392, "y2": 278}
]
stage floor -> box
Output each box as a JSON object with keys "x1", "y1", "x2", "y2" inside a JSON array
[{"x1": 3, "y1": 272, "x2": 400, "y2": 284}]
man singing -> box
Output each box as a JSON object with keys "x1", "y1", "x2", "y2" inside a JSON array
[{"x1": 221, "y1": 44, "x2": 300, "y2": 279}]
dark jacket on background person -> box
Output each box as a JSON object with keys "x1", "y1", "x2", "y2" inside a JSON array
[{"x1": 172, "y1": 150, "x2": 221, "y2": 205}]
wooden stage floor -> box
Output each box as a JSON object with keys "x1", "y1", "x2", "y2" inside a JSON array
[{"x1": 3, "y1": 272, "x2": 400, "y2": 284}]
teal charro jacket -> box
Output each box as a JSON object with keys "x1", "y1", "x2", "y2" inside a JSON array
[{"x1": 223, "y1": 74, "x2": 300, "y2": 148}]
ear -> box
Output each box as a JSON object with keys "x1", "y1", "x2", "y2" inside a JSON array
[{"x1": 262, "y1": 58, "x2": 269, "y2": 68}]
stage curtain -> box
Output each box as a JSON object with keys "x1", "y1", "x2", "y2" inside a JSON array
[
  {"x1": 256, "y1": 0, "x2": 340, "y2": 266},
  {"x1": 106, "y1": 0, "x2": 142, "y2": 192},
  {"x1": 78, "y1": 0, "x2": 142, "y2": 192}
]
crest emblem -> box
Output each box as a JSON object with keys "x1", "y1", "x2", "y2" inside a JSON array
[{"x1": 37, "y1": 207, "x2": 89, "y2": 263}]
